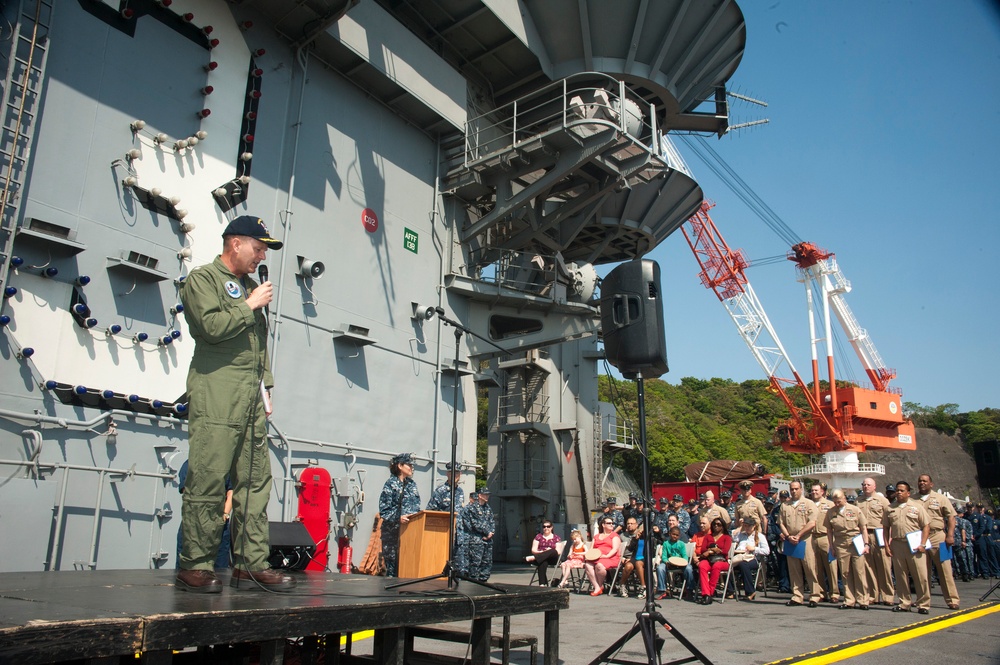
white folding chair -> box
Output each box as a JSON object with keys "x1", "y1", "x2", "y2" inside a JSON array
[
  {"x1": 718, "y1": 540, "x2": 739, "y2": 603},
  {"x1": 723, "y1": 542, "x2": 769, "y2": 602},
  {"x1": 676, "y1": 542, "x2": 697, "y2": 600}
]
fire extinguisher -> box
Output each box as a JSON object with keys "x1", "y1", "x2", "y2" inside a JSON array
[{"x1": 337, "y1": 536, "x2": 352, "y2": 574}]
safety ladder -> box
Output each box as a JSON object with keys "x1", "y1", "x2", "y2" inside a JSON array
[{"x1": 0, "y1": 0, "x2": 55, "y2": 295}]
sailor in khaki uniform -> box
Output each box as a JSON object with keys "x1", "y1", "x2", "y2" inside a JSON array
[
  {"x1": 779, "y1": 481, "x2": 820, "y2": 606},
  {"x1": 884, "y1": 481, "x2": 931, "y2": 613},
  {"x1": 699, "y1": 490, "x2": 731, "y2": 529},
  {"x1": 734, "y1": 480, "x2": 768, "y2": 533},
  {"x1": 825, "y1": 488, "x2": 870, "y2": 609},
  {"x1": 810, "y1": 483, "x2": 839, "y2": 603},
  {"x1": 858, "y1": 477, "x2": 894, "y2": 604},
  {"x1": 917, "y1": 474, "x2": 960, "y2": 610}
]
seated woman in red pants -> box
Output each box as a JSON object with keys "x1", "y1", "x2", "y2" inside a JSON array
[{"x1": 698, "y1": 518, "x2": 732, "y2": 604}]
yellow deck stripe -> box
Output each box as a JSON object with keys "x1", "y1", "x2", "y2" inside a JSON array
[
  {"x1": 341, "y1": 630, "x2": 374, "y2": 645},
  {"x1": 765, "y1": 603, "x2": 1000, "y2": 665}
]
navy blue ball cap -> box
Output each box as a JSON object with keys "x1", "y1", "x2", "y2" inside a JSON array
[
  {"x1": 391, "y1": 452, "x2": 414, "y2": 466},
  {"x1": 477, "y1": 486, "x2": 490, "y2": 495},
  {"x1": 445, "y1": 461, "x2": 459, "y2": 471},
  {"x1": 222, "y1": 215, "x2": 283, "y2": 249}
]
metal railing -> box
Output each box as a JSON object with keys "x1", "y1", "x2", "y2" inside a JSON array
[
  {"x1": 600, "y1": 413, "x2": 635, "y2": 449},
  {"x1": 465, "y1": 248, "x2": 558, "y2": 296},
  {"x1": 498, "y1": 390, "x2": 550, "y2": 425},
  {"x1": 462, "y1": 72, "x2": 663, "y2": 168},
  {"x1": 790, "y1": 461, "x2": 885, "y2": 478},
  {"x1": 497, "y1": 455, "x2": 549, "y2": 493}
]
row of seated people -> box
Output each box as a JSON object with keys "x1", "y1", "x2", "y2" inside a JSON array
[{"x1": 526, "y1": 514, "x2": 769, "y2": 603}]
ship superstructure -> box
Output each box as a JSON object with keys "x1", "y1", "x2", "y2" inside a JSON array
[{"x1": 0, "y1": 0, "x2": 745, "y2": 571}]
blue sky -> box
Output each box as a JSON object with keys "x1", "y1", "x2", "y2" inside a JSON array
[{"x1": 630, "y1": 0, "x2": 1000, "y2": 412}]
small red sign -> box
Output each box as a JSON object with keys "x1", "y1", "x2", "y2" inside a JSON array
[{"x1": 362, "y1": 208, "x2": 379, "y2": 233}]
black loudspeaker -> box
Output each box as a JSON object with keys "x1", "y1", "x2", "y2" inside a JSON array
[
  {"x1": 972, "y1": 441, "x2": 1000, "y2": 489},
  {"x1": 268, "y1": 521, "x2": 315, "y2": 571},
  {"x1": 600, "y1": 259, "x2": 668, "y2": 380}
]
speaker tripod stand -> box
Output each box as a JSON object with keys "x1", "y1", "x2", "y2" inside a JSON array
[
  {"x1": 979, "y1": 576, "x2": 1000, "y2": 602},
  {"x1": 588, "y1": 375, "x2": 713, "y2": 665}
]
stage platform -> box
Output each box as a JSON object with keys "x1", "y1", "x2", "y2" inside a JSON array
[{"x1": 0, "y1": 569, "x2": 567, "y2": 665}]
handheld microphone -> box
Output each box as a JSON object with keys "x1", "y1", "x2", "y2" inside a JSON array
[{"x1": 258, "y1": 264, "x2": 270, "y2": 319}]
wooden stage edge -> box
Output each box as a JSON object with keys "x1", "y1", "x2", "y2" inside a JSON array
[{"x1": 0, "y1": 569, "x2": 567, "y2": 665}]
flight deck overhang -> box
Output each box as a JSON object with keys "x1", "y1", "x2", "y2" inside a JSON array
[
  {"x1": 373, "y1": 0, "x2": 746, "y2": 134},
  {"x1": 250, "y1": 0, "x2": 466, "y2": 134}
]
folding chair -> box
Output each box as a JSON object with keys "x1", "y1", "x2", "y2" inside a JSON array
[
  {"x1": 676, "y1": 542, "x2": 697, "y2": 601},
  {"x1": 755, "y1": 552, "x2": 769, "y2": 597},
  {"x1": 723, "y1": 548, "x2": 768, "y2": 602},
  {"x1": 718, "y1": 540, "x2": 739, "y2": 603},
  {"x1": 528, "y1": 540, "x2": 566, "y2": 586},
  {"x1": 663, "y1": 561, "x2": 690, "y2": 599},
  {"x1": 567, "y1": 563, "x2": 588, "y2": 592},
  {"x1": 603, "y1": 534, "x2": 629, "y2": 594}
]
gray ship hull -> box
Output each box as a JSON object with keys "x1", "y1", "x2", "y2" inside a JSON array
[{"x1": 0, "y1": 0, "x2": 745, "y2": 574}]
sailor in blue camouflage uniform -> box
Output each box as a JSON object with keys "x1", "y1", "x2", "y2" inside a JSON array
[
  {"x1": 651, "y1": 497, "x2": 672, "y2": 544},
  {"x1": 685, "y1": 500, "x2": 701, "y2": 539},
  {"x1": 378, "y1": 452, "x2": 421, "y2": 577},
  {"x1": 427, "y1": 462, "x2": 465, "y2": 575},
  {"x1": 464, "y1": 487, "x2": 496, "y2": 581},
  {"x1": 953, "y1": 507, "x2": 973, "y2": 582},
  {"x1": 768, "y1": 490, "x2": 791, "y2": 592},
  {"x1": 720, "y1": 490, "x2": 737, "y2": 525},
  {"x1": 623, "y1": 492, "x2": 640, "y2": 523},
  {"x1": 668, "y1": 494, "x2": 691, "y2": 537},
  {"x1": 962, "y1": 507, "x2": 976, "y2": 579},
  {"x1": 426, "y1": 462, "x2": 465, "y2": 512},
  {"x1": 962, "y1": 508, "x2": 976, "y2": 581},
  {"x1": 454, "y1": 491, "x2": 476, "y2": 576},
  {"x1": 602, "y1": 497, "x2": 625, "y2": 534}
]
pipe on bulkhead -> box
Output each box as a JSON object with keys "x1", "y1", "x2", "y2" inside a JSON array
[{"x1": 267, "y1": 46, "x2": 309, "y2": 521}]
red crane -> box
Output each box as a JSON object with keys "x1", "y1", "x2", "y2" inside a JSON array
[{"x1": 681, "y1": 201, "x2": 916, "y2": 455}]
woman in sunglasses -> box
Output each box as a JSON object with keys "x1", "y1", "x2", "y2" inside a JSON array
[
  {"x1": 525, "y1": 521, "x2": 562, "y2": 586},
  {"x1": 584, "y1": 517, "x2": 623, "y2": 596}
]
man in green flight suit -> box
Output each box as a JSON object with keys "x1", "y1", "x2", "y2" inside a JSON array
[{"x1": 175, "y1": 215, "x2": 296, "y2": 593}]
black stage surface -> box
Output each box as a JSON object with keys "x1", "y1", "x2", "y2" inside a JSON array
[{"x1": 0, "y1": 570, "x2": 567, "y2": 664}]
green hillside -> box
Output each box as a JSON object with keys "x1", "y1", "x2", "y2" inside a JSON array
[{"x1": 599, "y1": 375, "x2": 808, "y2": 481}]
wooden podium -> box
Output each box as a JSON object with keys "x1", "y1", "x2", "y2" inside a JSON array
[{"x1": 397, "y1": 510, "x2": 454, "y2": 578}]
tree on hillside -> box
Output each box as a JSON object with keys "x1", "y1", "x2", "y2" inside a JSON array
[
  {"x1": 904, "y1": 403, "x2": 960, "y2": 435},
  {"x1": 956, "y1": 409, "x2": 1000, "y2": 445}
]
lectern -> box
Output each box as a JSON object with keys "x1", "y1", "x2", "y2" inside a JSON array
[{"x1": 397, "y1": 510, "x2": 453, "y2": 578}]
